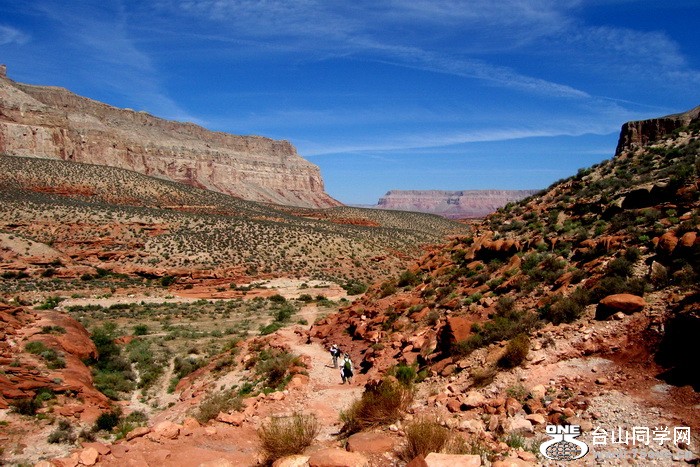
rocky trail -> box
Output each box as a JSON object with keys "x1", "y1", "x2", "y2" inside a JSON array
[{"x1": 283, "y1": 327, "x2": 365, "y2": 440}]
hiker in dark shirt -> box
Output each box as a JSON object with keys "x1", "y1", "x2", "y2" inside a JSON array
[{"x1": 340, "y1": 353, "x2": 353, "y2": 384}]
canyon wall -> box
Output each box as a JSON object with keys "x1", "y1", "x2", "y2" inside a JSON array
[
  {"x1": 375, "y1": 189, "x2": 540, "y2": 219},
  {"x1": 615, "y1": 105, "x2": 700, "y2": 156},
  {"x1": 0, "y1": 70, "x2": 340, "y2": 208}
]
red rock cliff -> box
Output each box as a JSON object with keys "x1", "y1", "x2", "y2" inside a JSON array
[
  {"x1": 615, "y1": 105, "x2": 700, "y2": 156},
  {"x1": 0, "y1": 71, "x2": 340, "y2": 208}
]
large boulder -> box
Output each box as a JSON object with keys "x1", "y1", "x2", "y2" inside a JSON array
[
  {"x1": 595, "y1": 294, "x2": 645, "y2": 320},
  {"x1": 346, "y1": 432, "x2": 395, "y2": 453},
  {"x1": 308, "y1": 448, "x2": 368, "y2": 467},
  {"x1": 436, "y1": 316, "x2": 472, "y2": 354}
]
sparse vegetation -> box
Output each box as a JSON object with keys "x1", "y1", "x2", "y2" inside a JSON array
[
  {"x1": 340, "y1": 378, "x2": 413, "y2": 434},
  {"x1": 194, "y1": 388, "x2": 244, "y2": 423},
  {"x1": 258, "y1": 413, "x2": 320, "y2": 463}
]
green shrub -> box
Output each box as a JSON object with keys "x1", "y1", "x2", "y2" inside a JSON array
[
  {"x1": 25, "y1": 341, "x2": 48, "y2": 354},
  {"x1": 541, "y1": 288, "x2": 588, "y2": 324},
  {"x1": 269, "y1": 294, "x2": 286, "y2": 303},
  {"x1": 342, "y1": 280, "x2": 368, "y2": 295},
  {"x1": 11, "y1": 397, "x2": 40, "y2": 416},
  {"x1": 258, "y1": 413, "x2": 320, "y2": 463},
  {"x1": 498, "y1": 333, "x2": 530, "y2": 368},
  {"x1": 94, "y1": 410, "x2": 121, "y2": 432},
  {"x1": 259, "y1": 322, "x2": 283, "y2": 335},
  {"x1": 35, "y1": 296, "x2": 64, "y2": 310},
  {"x1": 133, "y1": 324, "x2": 149, "y2": 336},
  {"x1": 255, "y1": 349, "x2": 300, "y2": 390},
  {"x1": 389, "y1": 364, "x2": 417, "y2": 387},
  {"x1": 160, "y1": 275, "x2": 176, "y2": 287},
  {"x1": 397, "y1": 270, "x2": 420, "y2": 288},
  {"x1": 47, "y1": 419, "x2": 76, "y2": 444},
  {"x1": 379, "y1": 280, "x2": 397, "y2": 298},
  {"x1": 195, "y1": 388, "x2": 243, "y2": 423}
]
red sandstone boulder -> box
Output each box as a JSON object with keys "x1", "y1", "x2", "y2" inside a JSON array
[
  {"x1": 657, "y1": 231, "x2": 678, "y2": 255},
  {"x1": 436, "y1": 316, "x2": 472, "y2": 354},
  {"x1": 346, "y1": 432, "x2": 395, "y2": 453},
  {"x1": 595, "y1": 294, "x2": 646, "y2": 320},
  {"x1": 308, "y1": 447, "x2": 369, "y2": 467}
]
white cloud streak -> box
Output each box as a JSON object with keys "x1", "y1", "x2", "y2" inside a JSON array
[{"x1": 0, "y1": 25, "x2": 29, "y2": 45}]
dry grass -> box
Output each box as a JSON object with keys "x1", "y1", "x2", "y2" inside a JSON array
[
  {"x1": 340, "y1": 378, "x2": 413, "y2": 434},
  {"x1": 258, "y1": 413, "x2": 320, "y2": 463},
  {"x1": 399, "y1": 417, "x2": 473, "y2": 461}
]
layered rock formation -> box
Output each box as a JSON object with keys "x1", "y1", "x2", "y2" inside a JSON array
[
  {"x1": 615, "y1": 105, "x2": 700, "y2": 156},
  {"x1": 375, "y1": 189, "x2": 540, "y2": 219},
  {"x1": 0, "y1": 68, "x2": 339, "y2": 208}
]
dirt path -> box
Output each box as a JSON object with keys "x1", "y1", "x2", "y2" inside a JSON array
[{"x1": 277, "y1": 327, "x2": 364, "y2": 440}]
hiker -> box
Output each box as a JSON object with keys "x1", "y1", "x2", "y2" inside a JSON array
[
  {"x1": 329, "y1": 344, "x2": 341, "y2": 368},
  {"x1": 340, "y1": 353, "x2": 354, "y2": 384}
]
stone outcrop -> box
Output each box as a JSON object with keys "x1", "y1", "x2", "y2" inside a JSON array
[
  {"x1": 615, "y1": 105, "x2": 700, "y2": 156},
  {"x1": 375, "y1": 190, "x2": 539, "y2": 219},
  {"x1": 0, "y1": 69, "x2": 339, "y2": 208}
]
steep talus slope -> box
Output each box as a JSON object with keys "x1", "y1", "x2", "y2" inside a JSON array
[
  {"x1": 0, "y1": 71, "x2": 339, "y2": 208},
  {"x1": 376, "y1": 189, "x2": 540, "y2": 218}
]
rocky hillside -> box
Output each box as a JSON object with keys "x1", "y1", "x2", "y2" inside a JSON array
[
  {"x1": 0, "y1": 67, "x2": 339, "y2": 208},
  {"x1": 0, "y1": 154, "x2": 467, "y2": 289},
  {"x1": 307, "y1": 107, "x2": 699, "y2": 458},
  {"x1": 376, "y1": 189, "x2": 539, "y2": 219}
]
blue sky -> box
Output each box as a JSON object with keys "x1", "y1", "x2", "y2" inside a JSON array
[{"x1": 1, "y1": 1, "x2": 699, "y2": 204}]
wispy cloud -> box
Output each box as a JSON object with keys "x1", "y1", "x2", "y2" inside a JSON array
[
  {"x1": 0, "y1": 25, "x2": 29, "y2": 45},
  {"x1": 169, "y1": 0, "x2": 700, "y2": 99},
  {"x1": 29, "y1": 1, "x2": 200, "y2": 123},
  {"x1": 303, "y1": 125, "x2": 606, "y2": 157}
]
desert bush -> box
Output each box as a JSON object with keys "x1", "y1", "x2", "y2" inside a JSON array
[
  {"x1": 94, "y1": 410, "x2": 121, "y2": 432},
  {"x1": 379, "y1": 280, "x2": 397, "y2": 298},
  {"x1": 258, "y1": 413, "x2": 319, "y2": 463},
  {"x1": 195, "y1": 388, "x2": 243, "y2": 423},
  {"x1": 255, "y1": 349, "x2": 300, "y2": 390},
  {"x1": 342, "y1": 280, "x2": 367, "y2": 295},
  {"x1": 269, "y1": 294, "x2": 286, "y2": 303},
  {"x1": 133, "y1": 324, "x2": 149, "y2": 336},
  {"x1": 35, "y1": 296, "x2": 64, "y2": 309},
  {"x1": 388, "y1": 364, "x2": 417, "y2": 387},
  {"x1": 470, "y1": 366, "x2": 497, "y2": 387},
  {"x1": 399, "y1": 417, "x2": 450, "y2": 461},
  {"x1": 541, "y1": 288, "x2": 588, "y2": 324},
  {"x1": 397, "y1": 270, "x2": 420, "y2": 288},
  {"x1": 498, "y1": 333, "x2": 530, "y2": 368},
  {"x1": 11, "y1": 397, "x2": 40, "y2": 416},
  {"x1": 47, "y1": 419, "x2": 76, "y2": 444},
  {"x1": 340, "y1": 378, "x2": 413, "y2": 434}
]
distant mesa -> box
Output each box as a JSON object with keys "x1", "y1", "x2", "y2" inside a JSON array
[
  {"x1": 374, "y1": 189, "x2": 540, "y2": 219},
  {"x1": 0, "y1": 66, "x2": 340, "y2": 209}
]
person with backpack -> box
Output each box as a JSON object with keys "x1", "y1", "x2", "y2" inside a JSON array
[
  {"x1": 340, "y1": 353, "x2": 354, "y2": 384},
  {"x1": 329, "y1": 344, "x2": 341, "y2": 368}
]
